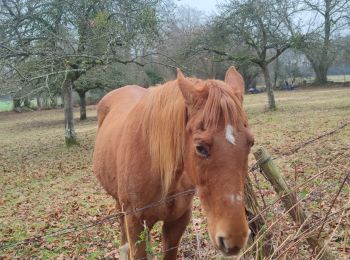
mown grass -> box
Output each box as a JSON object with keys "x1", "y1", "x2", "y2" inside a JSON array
[
  {"x1": 303, "y1": 74, "x2": 350, "y2": 82},
  {"x1": 0, "y1": 100, "x2": 12, "y2": 112},
  {"x1": 0, "y1": 87, "x2": 349, "y2": 259},
  {"x1": 327, "y1": 74, "x2": 350, "y2": 82}
]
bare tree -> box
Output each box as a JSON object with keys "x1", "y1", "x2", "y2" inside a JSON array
[
  {"x1": 201, "y1": 0, "x2": 303, "y2": 110},
  {"x1": 300, "y1": 0, "x2": 350, "y2": 84},
  {"x1": 73, "y1": 64, "x2": 130, "y2": 120},
  {"x1": 0, "y1": 0, "x2": 167, "y2": 145}
]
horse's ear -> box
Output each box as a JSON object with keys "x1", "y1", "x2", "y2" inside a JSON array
[
  {"x1": 177, "y1": 69, "x2": 196, "y2": 105},
  {"x1": 177, "y1": 68, "x2": 209, "y2": 106},
  {"x1": 225, "y1": 66, "x2": 245, "y2": 102}
]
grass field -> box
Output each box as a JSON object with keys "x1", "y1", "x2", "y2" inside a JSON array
[
  {"x1": 303, "y1": 74, "x2": 350, "y2": 83},
  {"x1": 328, "y1": 74, "x2": 350, "y2": 82},
  {"x1": 0, "y1": 87, "x2": 349, "y2": 259},
  {"x1": 0, "y1": 100, "x2": 12, "y2": 112}
]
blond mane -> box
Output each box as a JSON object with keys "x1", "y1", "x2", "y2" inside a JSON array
[{"x1": 140, "y1": 78, "x2": 247, "y2": 195}]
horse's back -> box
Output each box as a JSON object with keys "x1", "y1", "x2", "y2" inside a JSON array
[
  {"x1": 97, "y1": 85, "x2": 146, "y2": 127},
  {"x1": 93, "y1": 85, "x2": 146, "y2": 198}
]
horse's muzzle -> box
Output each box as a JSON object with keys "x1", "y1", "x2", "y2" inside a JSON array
[{"x1": 217, "y1": 236, "x2": 242, "y2": 256}]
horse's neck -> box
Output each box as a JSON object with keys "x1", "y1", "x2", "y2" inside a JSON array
[{"x1": 167, "y1": 169, "x2": 194, "y2": 195}]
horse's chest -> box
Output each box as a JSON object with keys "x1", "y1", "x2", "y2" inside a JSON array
[
  {"x1": 126, "y1": 191, "x2": 192, "y2": 222},
  {"x1": 119, "y1": 162, "x2": 193, "y2": 222},
  {"x1": 162, "y1": 195, "x2": 193, "y2": 222}
]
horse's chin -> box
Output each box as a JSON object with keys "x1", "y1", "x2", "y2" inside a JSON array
[{"x1": 220, "y1": 247, "x2": 241, "y2": 256}]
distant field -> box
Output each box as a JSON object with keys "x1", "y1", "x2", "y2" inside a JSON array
[
  {"x1": 327, "y1": 74, "x2": 350, "y2": 82},
  {"x1": 302, "y1": 74, "x2": 350, "y2": 84},
  {"x1": 0, "y1": 98, "x2": 63, "y2": 112},
  {"x1": 255, "y1": 74, "x2": 350, "y2": 88},
  {"x1": 0, "y1": 87, "x2": 349, "y2": 259},
  {"x1": 0, "y1": 100, "x2": 12, "y2": 112}
]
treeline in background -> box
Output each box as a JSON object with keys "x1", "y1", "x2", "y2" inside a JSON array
[{"x1": 1, "y1": 0, "x2": 349, "y2": 143}]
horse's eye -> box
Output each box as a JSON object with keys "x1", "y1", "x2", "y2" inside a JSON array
[{"x1": 196, "y1": 144, "x2": 209, "y2": 158}]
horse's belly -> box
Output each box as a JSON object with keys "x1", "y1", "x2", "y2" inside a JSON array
[
  {"x1": 93, "y1": 86, "x2": 146, "y2": 199},
  {"x1": 93, "y1": 124, "x2": 122, "y2": 197}
]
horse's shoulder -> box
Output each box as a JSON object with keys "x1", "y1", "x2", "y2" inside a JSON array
[{"x1": 97, "y1": 85, "x2": 146, "y2": 127}]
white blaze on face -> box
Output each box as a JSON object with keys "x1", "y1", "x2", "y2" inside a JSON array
[{"x1": 225, "y1": 124, "x2": 235, "y2": 145}]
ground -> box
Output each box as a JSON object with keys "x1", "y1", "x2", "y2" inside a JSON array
[{"x1": 0, "y1": 87, "x2": 349, "y2": 259}]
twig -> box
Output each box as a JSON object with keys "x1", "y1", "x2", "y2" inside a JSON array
[
  {"x1": 275, "y1": 208, "x2": 350, "y2": 259},
  {"x1": 239, "y1": 186, "x2": 318, "y2": 258},
  {"x1": 192, "y1": 216, "x2": 201, "y2": 259},
  {"x1": 247, "y1": 156, "x2": 346, "y2": 225},
  {"x1": 315, "y1": 208, "x2": 348, "y2": 260},
  {"x1": 282, "y1": 122, "x2": 350, "y2": 156},
  {"x1": 316, "y1": 171, "x2": 350, "y2": 239}
]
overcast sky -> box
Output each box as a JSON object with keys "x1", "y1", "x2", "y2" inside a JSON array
[
  {"x1": 176, "y1": 0, "x2": 349, "y2": 35},
  {"x1": 176, "y1": 0, "x2": 223, "y2": 14}
]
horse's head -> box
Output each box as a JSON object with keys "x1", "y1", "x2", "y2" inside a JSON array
[{"x1": 178, "y1": 67, "x2": 254, "y2": 256}]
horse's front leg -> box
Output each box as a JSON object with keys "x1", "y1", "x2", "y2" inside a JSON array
[
  {"x1": 162, "y1": 209, "x2": 191, "y2": 260},
  {"x1": 124, "y1": 215, "x2": 152, "y2": 260}
]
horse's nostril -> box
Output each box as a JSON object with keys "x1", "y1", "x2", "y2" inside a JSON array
[
  {"x1": 218, "y1": 236, "x2": 225, "y2": 250},
  {"x1": 217, "y1": 236, "x2": 242, "y2": 256}
]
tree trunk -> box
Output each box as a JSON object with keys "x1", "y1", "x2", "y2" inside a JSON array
[
  {"x1": 316, "y1": 0, "x2": 331, "y2": 85},
  {"x1": 23, "y1": 97, "x2": 30, "y2": 107},
  {"x1": 312, "y1": 62, "x2": 328, "y2": 85},
  {"x1": 51, "y1": 95, "x2": 58, "y2": 108},
  {"x1": 261, "y1": 64, "x2": 276, "y2": 110},
  {"x1": 241, "y1": 64, "x2": 258, "y2": 91},
  {"x1": 36, "y1": 95, "x2": 42, "y2": 109},
  {"x1": 78, "y1": 91, "x2": 87, "y2": 120},
  {"x1": 303, "y1": 0, "x2": 331, "y2": 85},
  {"x1": 13, "y1": 97, "x2": 21, "y2": 112},
  {"x1": 273, "y1": 57, "x2": 279, "y2": 88},
  {"x1": 43, "y1": 94, "x2": 49, "y2": 108},
  {"x1": 63, "y1": 78, "x2": 77, "y2": 146},
  {"x1": 305, "y1": 54, "x2": 329, "y2": 85}
]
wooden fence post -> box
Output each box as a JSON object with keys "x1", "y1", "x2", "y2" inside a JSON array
[
  {"x1": 254, "y1": 147, "x2": 335, "y2": 260},
  {"x1": 245, "y1": 176, "x2": 274, "y2": 259}
]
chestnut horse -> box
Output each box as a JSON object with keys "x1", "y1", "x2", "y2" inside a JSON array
[{"x1": 93, "y1": 67, "x2": 254, "y2": 259}]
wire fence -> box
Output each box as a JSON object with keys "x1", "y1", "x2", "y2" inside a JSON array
[
  {"x1": 0, "y1": 188, "x2": 196, "y2": 251},
  {"x1": 1, "y1": 121, "x2": 349, "y2": 259}
]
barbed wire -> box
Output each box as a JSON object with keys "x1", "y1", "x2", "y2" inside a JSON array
[
  {"x1": 0, "y1": 188, "x2": 196, "y2": 251},
  {"x1": 280, "y1": 121, "x2": 349, "y2": 157},
  {"x1": 1, "y1": 120, "x2": 349, "y2": 255},
  {"x1": 0, "y1": 214, "x2": 119, "y2": 251},
  {"x1": 247, "y1": 120, "x2": 349, "y2": 177},
  {"x1": 269, "y1": 206, "x2": 350, "y2": 260},
  {"x1": 247, "y1": 149, "x2": 349, "y2": 225}
]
